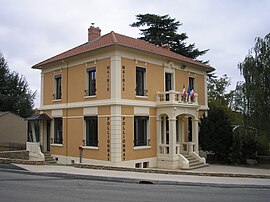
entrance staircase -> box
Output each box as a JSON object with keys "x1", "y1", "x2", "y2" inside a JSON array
[
  {"x1": 182, "y1": 154, "x2": 208, "y2": 170},
  {"x1": 43, "y1": 152, "x2": 57, "y2": 165}
]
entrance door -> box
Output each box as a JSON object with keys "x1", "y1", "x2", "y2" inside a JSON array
[
  {"x1": 165, "y1": 73, "x2": 172, "y2": 101},
  {"x1": 46, "y1": 121, "x2": 51, "y2": 151},
  {"x1": 188, "y1": 117, "x2": 192, "y2": 142}
]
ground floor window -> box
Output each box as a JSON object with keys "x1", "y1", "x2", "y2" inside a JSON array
[
  {"x1": 134, "y1": 116, "x2": 149, "y2": 146},
  {"x1": 85, "y1": 116, "x2": 98, "y2": 147},
  {"x1": 54, "y1": 118, "x2": 63, "y2": 144}
]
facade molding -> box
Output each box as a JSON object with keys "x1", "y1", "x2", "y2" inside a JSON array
[
  {"x1": 42, "y1": 51, "x2": 114, "y2": 74},
  {"x1": 111, "y1": 51, "x2": 121, "y2": 99},
  {"x1": 51, "y1": 109, "x2": 63, "y2": 117},
  {"x1": 117, "y1": 48, "x2": 206, "y2": 76}
]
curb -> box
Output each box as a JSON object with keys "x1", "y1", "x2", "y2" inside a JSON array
[
  {"x1": 1, "y1": 166, "x2": 270, "y2": 189},
  {"x1": 75, "y1": 163, "x2": 270, "y2": 179}
]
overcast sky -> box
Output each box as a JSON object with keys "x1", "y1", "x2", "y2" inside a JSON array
[{"x1": 1, "y1": 0, "x2": 270, "y2": 107}]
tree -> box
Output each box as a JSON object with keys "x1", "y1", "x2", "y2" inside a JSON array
[
  {"x1": 131, "y1": 14, "x2": 208, "y2": 61},
  {"x1": 208, "y1": 73, "x2": 234, "y2": 107},
  {"x1": 200, "y1": 73, "x2": 246, "y2": 164},
  {"x1": 0, "y1": 52, "x2": 36, "y2": 118},
  {"x1": 238, "y1": 33, "x2": 270, "y2": 140},
  {"x1": 199, "y1": 104, "x2": 233, "y2": 162}
]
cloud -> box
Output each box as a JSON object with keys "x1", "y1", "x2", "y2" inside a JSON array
[{"x1": 1, "y1": 0, "x2": 270, "y2": 107}]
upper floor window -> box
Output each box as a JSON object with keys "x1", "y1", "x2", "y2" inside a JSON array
[
  {"x1": 134, "y1": 116, "x2": 149, "y2": 147},
  {"x1": 54, "y1": 118, "x2": 63, "y2": 144},
  {"x1": 85, "y1": 116, "x2": 98, "y2": 147},
  {"x1": 86, "y1": 67, "x2": 96, "y2": 96},
  {"x1": 189, "y1": 77, "x2": 195, "y2": 90},
  {"x1": 136, "y1": 67, "x2": 147, "y2": 96},
  {"x1": 54, "y1": 75, "x2": 62, "y2": 100}
]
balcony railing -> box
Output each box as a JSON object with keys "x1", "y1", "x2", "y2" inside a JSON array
[
  {"x1": 159, "y1": 144, "x2": 169, "y2": 154},
  {"x1": 159, "y1": 144, "x2": 181, "y2": 155},
  {"x1": 156, "y1": 90, "x2": 198, "y2": 105},
  {"x1": 182, "y1": 142, "x2": 195, "y2": 154}
]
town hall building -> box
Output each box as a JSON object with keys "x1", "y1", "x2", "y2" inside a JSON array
[{"x1": 31, "y1": 25, "x2": 214, "y2": 169}]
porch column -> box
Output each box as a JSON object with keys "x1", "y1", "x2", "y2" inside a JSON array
[
  {"x1": 192, "y1": 118, "x2": 199, "y2": 154},
  {"x1": 156, "y1": 117, "x2": 161, "y2": 154},
  {"x1": 40, "y1": 120, "x2": 44, "y2": 150},
  {"x1": 30, "y1": 121, "x2": 37, "y2": 142},
  {"x1": 168, "y1": 117, "x2": 177, "y2": 156},
  {"x1": 179, "y1": 118, "x2": 184, "y2": 153}
]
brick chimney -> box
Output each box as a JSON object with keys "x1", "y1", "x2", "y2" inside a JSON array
[{"x1": 88, "y1": 26, "x2": 101, "y2": 41}]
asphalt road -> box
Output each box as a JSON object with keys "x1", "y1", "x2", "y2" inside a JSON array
[{"x1": 0, "y1": 166, "x2": 270, "y2": 202}]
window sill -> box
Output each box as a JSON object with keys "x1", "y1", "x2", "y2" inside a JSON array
[
  {"x1": 133, "y1": 145, "x2": 151, "y2": 150},
  {"x1": 135, "y1": 95, "x2": 148, "y2": 99},
  {"x1": 84, "y1": 95, "x2": 97, "y2": 99},
  {"x1": 52, "y1": 99, "x2": 62, "y2": 102},
  {"x1": 83, "y1": 146, "x2": 99, "y2": 150},
  {"x1": 51, "y1": 143, "x2": 63, "y2": 147}
]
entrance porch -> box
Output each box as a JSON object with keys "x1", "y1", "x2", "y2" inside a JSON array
[
  {"x1": 156, "y1": 90, "x2": 207, "y2": 169},
  {"x1": 27, "y1": 113, "x2": 52, "y2": 161}
]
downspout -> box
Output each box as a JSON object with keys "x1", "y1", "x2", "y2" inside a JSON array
[{"x1": 62, "y1": 60, "x2": 69, "y2": 163}]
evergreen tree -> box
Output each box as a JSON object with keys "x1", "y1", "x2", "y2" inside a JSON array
[
  {"x1": 0, "y1": 52, "x2": 35, "y2": 118},
  {"x1": 131, "y1": 14, "x2": 208, "y2": 61},
  {"x1": 199, "y1": 104, "x2": 233, "y2": 162}
]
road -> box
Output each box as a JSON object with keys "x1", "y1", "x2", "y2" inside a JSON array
[{"x1": 0, "y1": 165, "x2": 269, "y2": 202}]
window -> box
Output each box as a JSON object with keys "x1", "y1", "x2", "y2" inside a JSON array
[
  {"x1": 54, "y1": 75, "x2": 62, "y2": 100},
  {"x1": 165, "y1": 73, "x2": 172, "y2": 91},
  {"x1": 85, "y1": 116, "x2": 98, "y2": 147},
  {"x1": 136, "y1": 67, "x2": 147, "y2": 96},
  {"x1": 189, "y1": 77, "x2": 195, "y2": 90},
  {"x1": 165, "y1": 73, "x2": 173, "y2": 101},
  {"x1": 54, "y1": 118, "x2": 63, "y2": 144},
  {"x1": 86, "y1": 68, "x2": 96, "y2": 96},
  {"x1": 134, "y1": 116, "x2": 149, "y2": 146}
]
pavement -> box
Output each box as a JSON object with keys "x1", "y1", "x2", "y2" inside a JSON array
[{"x1": 3, "y1": 163, "x2": 270, "y2": 188}]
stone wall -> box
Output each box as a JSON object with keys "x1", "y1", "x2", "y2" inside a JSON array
[
  {"x1": 0, "y1": 143, "x2": 26, "y2": 151},
  {"x1": 0, "y1": 158, "x2": 45, "y2": 165},
  {"x1": 0, "y1": 150, "x2": 29, "y2": 160}
]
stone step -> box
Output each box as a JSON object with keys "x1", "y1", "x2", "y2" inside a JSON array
[
  {"x1": 45, "y1": 156, "x2": 54, "y2": 161},
  {"x1": 181, "y1": 154, "x2": 209, "y2": 170},
  {"x1": 43, "y1": 152, "x2": 52, "y2": 156},
  {"x1": 182, "y1": 162, "x2": 209, "y2": 170},
  {"x1": 183, "y1": 155, "x2": 196, "y2": 161},
  {"x1": 189, "y1": 159, "x2": 199, "y2": 164},
  {"x1": 189, "y1": 161, "x2": 202, "y2": 167},
  {"x1": 43, "y1": 152, "x2": 57, "y2": 164}
]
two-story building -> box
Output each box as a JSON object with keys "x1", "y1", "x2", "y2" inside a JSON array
[{"x1": 32, "y1": 26, "x2": 214, "y2": 169}]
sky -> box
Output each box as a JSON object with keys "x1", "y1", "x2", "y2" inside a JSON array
[{"x1": 1, "y1": 0, "x2": 270, "y2": 108}]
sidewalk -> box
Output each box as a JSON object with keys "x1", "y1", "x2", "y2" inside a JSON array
[{"x1": 12, "y1": 163, "x2": 270, "y2": 188}]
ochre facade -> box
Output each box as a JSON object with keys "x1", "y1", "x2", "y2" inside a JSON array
[{"x1": 33, "y1": 27, "x2": 213, "y2": 169}]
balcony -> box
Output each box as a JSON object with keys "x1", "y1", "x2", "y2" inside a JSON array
[{"x1": 156, "y1": 90, "x2": 198, "y2": 106}]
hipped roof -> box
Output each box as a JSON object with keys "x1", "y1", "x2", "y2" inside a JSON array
[{"x1": 32, "y1": 31, "x2": 215, "y2": 72}]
